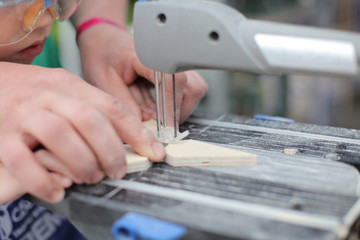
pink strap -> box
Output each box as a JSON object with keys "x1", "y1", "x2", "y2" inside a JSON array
[{"x1": 76, "y1": 17, "x2": 127, "y2": 41}]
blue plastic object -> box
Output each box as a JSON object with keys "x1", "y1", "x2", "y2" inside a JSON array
[
  {"x1": 254, "y1": 114, "x2": 295, "y2": 123},
  {"x1": 138, "y1": 0, "x2": 149, "y2": 2},
  {"x1": 112, "y1": 213, "x2": 187, "y2": 240}
]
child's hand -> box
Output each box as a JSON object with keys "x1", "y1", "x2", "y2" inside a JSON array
[
  {"x1": 0, "y1": 63, "x2": 165, "y2": 204},
  {"x1": 77, "y1": 28, "x2": 208, "y2": 123},
  {"x1": 0, "y1": 162, "x2": 72, "y2": 205}
]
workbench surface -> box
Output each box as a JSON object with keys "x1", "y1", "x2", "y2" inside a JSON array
[{"x1": 30, "y1": 112, "x2": 360, "y2": 240}]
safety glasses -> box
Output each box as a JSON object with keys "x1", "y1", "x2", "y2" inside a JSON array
[{"x1": 0, "y1": 0, "x2": 81, "y2": 46}]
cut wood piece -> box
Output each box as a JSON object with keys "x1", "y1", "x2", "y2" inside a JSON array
[
  {"x1": 165, "y1": 140, "x2": 257, "y2": 167},
  {"x1": 124, "y1": 145, "x2": 152, "y2": 173},
  {"x1": 143, "y1": 119, "x2": 157, "y2": 130},
  {"x1": 284, "y1": 148, "x2": 299, "y2": 155}
]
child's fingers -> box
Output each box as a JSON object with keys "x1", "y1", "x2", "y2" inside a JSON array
[
  {"x1": 0, "y1": 158, "x2": 72, "y2": 205},
  {"x1": 35, "y1": 149, "x2": 77, "y2": 185},
  {"x1": 0, "y1": 134, "x2": 65, "y2": 203},
  {"x1": 129, "y1": 83, "x2": 154, "y2": 121},
  {"x1": 179, "y1": 71, "x2": 208, "y2": 123},
  {"x1": 129, "y1": 84, "x2": 148, "y2": 111},
  {"x1": 140, "y1": 82, "x2": 156, "y2": 111},
  {"x1": 51, "y1": 173, "x2": 73, "y2": 188},
  {"x1": 0, "y1": 162, "x2": 25, "y2": 204},
  {"x1": 85, "y1": 67, "x2": 143, "y2": 120}
]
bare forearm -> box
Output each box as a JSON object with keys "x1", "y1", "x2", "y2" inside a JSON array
[{"x1": 72, "y1": 0, "x2": 129, "y2": 26}]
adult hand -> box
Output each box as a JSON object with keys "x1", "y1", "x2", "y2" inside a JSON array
[
  {"x1": 77, "y1": 26, "x2": 208, "y2": 124},
  {"x1": 0, "y1": 62, "x2": 165, "y2": 204}
]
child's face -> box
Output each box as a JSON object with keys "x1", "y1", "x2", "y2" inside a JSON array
[{"x1": 0, "y1": 3, "x2": 54, "y2": 64}]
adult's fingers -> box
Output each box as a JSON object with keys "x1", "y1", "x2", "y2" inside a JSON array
[
  {"x1": 71, "y1": 81, "x2": 166, "y2": 162},
  {"x1": 21, "y1": 109, "x2": 101, "y2": 184},
  {"x1": 0, "y1": 134, "x2": 65, "y2": 203},
  {"x1": 44, "y1": 94, "x2": 127, "y2": 180},
  {"x1": 96, "y1": 97, "x2": 165, "y2": 162}
]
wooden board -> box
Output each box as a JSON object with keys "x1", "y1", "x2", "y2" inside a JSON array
[
  {"x1": 143, "y1": 119, "x2": 158, "y2": 130},
  {"x1": 122, "y1": 120, "x2": 257, "y2": 173},
  {"x1": 125, "y1": 145, "x2": 152, "y2": 173},
  {"x1": 165, "y1": 140, "x2": 257, "y2": 167}
]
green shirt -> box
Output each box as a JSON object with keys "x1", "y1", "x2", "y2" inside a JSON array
[{"x1": 32, "y1": 22, "x2": 62, "y2": 68}]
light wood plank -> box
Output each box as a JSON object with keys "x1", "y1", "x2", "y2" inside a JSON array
[
  {"x1": 165, "y1": 140, "x2": 257, "y2": 167},
  {"x1": 134, "y1": 119, "x2": 257, "y2": 169},
  {"x1": 125, "y1": 145, "x2": 152, "y2": 173}
]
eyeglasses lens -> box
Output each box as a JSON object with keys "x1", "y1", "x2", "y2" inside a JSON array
[
  {"x1": 24, "y1": 0, "x2": 45, "y2": 30},
  {"x1": 0, "y1": 0, "x2": 81, "y2": 46}
]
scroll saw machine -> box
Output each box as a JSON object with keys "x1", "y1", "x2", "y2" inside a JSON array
[{"x1": 30, "y1": 0, "x2": 360, "y2": 239}]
